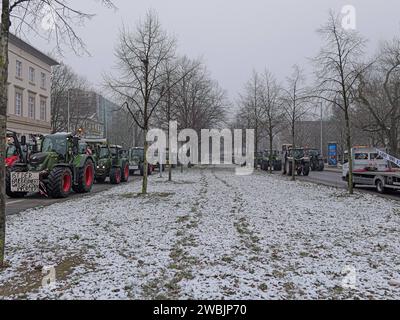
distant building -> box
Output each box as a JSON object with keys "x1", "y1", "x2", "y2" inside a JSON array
[{"x1": 7, "y1": 33, "x2": 59, "y2": 137}]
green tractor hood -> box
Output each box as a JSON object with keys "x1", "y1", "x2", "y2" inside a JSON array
[{"x1": 29, "y1": 152, "x2": 59, "y2": 171}]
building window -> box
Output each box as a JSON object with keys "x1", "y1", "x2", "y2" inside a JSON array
[
  {"x1": 16, "y1": 60, "x2": 22, "y2": 78},
  {"x1": 41, "y1": 72, "x2": 46, "y2": 88},
  {"x1": 29, "y1": 67, "x2": 35, "y2": 83},
  {"x1": 40, "y1": 99, "x2": 47, "y2": 121},
  {"x1": 15, "y1": 90, "x2": 23, "y2": 116},
  {"x1": 28, "y1": 94, "x2": 36, "y2": 119}
]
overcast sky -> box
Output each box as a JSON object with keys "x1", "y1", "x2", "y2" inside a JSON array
[{"x1": 29, "y1": 0, "x2": 400, "y2": 102}]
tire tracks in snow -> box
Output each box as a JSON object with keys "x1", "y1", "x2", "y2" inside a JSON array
[
  {"x1": 210, "y1": 168, "x2": 270, "y2": 297},
  {"x1": 142, "y1": 169, "x2": 208, "y2": 299}
]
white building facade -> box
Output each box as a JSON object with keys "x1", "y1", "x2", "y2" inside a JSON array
[{"x1": 7, "y1": 34, "x2": 58, "y2": 137}]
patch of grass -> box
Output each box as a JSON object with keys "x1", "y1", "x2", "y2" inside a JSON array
[
  {"x1": 0, "y1": 254, "x2": 89, "y2": 298},
  {"x1": 119, "y1": 192, "x2": 175, "y2": 199},
  {"x1": 177, "y1": 216, "x2": 190, "y2": 224},
  {"x1": 221, "y1": 255, "x2": 234, "y2": 263},
  {"x1": 259, "y1": 283, "x2": 268, "y2": 292}
]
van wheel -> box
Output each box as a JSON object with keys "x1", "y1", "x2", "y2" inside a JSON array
[{"x1": 376, "y1": 180, "x2": 386, "y2": 194}]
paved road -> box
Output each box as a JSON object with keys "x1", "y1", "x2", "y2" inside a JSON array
[
  {"x1": 5, "y1": 181, "x2": 131, "y2": 216},
  {"x1": 298, "y1": 169, "x2": 400, "y2": 201}
]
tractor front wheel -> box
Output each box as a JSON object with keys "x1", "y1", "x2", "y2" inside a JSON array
[
  {"x1": 73, "y1": 160, "x2": 95, "y2": 193},
  {"x1": 302, "y1": 164, "x2": 310, "y2": 176},
  {"x1": 110, "y1": 167, "x2": 121, "y2": 184},
  {"x1": 48, "y1": 167, "x2": 73, "y2": 198},
  {"x1": 121, "y1": 162, "x2": 130, "y2": 183}
]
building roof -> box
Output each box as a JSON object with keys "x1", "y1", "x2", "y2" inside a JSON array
[{"x1": 9, "y1": 33, "x2": 59, "y2": 66}]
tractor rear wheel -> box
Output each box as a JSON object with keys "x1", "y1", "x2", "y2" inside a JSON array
[
  {"x1": 48, "y1": 167, "x2": 73, "y2": 198},
  {"x1": 5, "y1": 166, "x2": 28, "y2": 198},
  {"x1": 121, "y1": 162, "x2": 130, "y2": 183},
  {"x1": 110, "y1": 167, "x2": 121, "y2": 184},
  {"x1": 303, "y1": 164, "x2": 310, "y2": 176},
  {"x1": 73, "y1": 160, "x2": 95, "y2": 193}
]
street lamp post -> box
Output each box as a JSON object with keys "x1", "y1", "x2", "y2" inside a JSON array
[
  {"x1": 67, "y1": 89, "x2": 70, "y2": 133},
  {"x1": 320, "y1": 102, "x2": 323, "y2": 157}
]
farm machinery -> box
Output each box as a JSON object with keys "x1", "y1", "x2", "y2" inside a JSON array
[
  {"x1": 6, "y1": 133, "x2": 95, "y2": 199},
  {"x1": 83, "y1": 138, "x2": 130, "y2": 184},
  {"x1": 282, "y1": 146, "x2": 310, "y2": 176}
]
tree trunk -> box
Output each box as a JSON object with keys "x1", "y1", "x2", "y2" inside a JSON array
[
  {"x1": 269, "y1": 128, "x2": 273, "y2": 174},
  {"x1": 344, "y1": 107, "x2": 354, "y2": 194},
  {"x1": 0, "y1": 0, "x2": 10, "y2": 267},
  {"x1": 142, "y1": 126, "x2": 149, "y2": 194},
  {"x1": 291, "y1": 124, "x2": 296, "y2": 181}
]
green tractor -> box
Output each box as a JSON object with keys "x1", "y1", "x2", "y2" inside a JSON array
[
  {"x1": 128, "y1": 147, "x2": 153, "y2": 176},
  {"x1": 88, "y1": 141, "x2": 130, "y2": 184},
  {"x1": 283, "y1": 147, "x2": 310, "y2": 176},
  {"x1": 6, "y1": 133, "x2": 95, "y2": 199},
  {"x1": 261, "y1": 150, "x2": 282, "y2": 171},
  {"x1": 306, "y1": 148, "x2": 325, "y2": 171}
]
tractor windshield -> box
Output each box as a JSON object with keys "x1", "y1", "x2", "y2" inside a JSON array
[
  {"x1": 41, "y1": 135, "x2": 67, "y2": 156},
  {"x1": 131, "y1": 149, "x2": 144, "y2": 160},
  {"x1": 292, "y1": 149, "x2": 305, "y2": 158},
  {"x1": 110, "y1": 147, "x2": 118, "y2": 159},
  {"x1": 308, "y1": 149, "x2": 319, "y2": 156},
  {"x1": 99, "y1": 147, "x2": 110, "y2": 159}
]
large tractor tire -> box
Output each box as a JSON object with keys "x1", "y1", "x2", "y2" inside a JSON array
[
  {"x1": 48, "y1": 167, "x2": 73, "y2": 198},
  {"x1": 73, "y1": 159, "x2": 95, "y2": 193},
  {"x1": 5, "y1": 166, "x2": 28, "y2": 198},
  {"x1": 302, "y1": 163, "x2": 310, "y2": 176},
  {"x1": 110, "y1": 166, "x2": 121, "y2": 184},
  {"x1": 121, "y1": 162, "x2": 130, "y2": 183}
]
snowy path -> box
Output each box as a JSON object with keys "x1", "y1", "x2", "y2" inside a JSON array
[{"x1": 0, "y1": 167, "x2": 399, "y2": 299}]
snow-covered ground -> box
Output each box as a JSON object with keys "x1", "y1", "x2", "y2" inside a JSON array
[{"x1": 1, "y1": 167, "x2": 400, "y2": 299}]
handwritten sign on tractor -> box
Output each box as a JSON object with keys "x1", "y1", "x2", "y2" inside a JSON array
[{"x1": 11, "y1": 172, "x2": 40, "y2": 193}]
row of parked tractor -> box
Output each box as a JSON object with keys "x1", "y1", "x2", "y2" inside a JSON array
[
  {"x1": 4, "y1": 131, "x2": 152, "y2": 200},
  {"x1": 255, "y1": 145, "x2": 325, "y2": 176}
]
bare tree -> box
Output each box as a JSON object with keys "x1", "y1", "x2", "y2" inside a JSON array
[
  {"x1": 259, "y1": 70, "x2": 284, "y2": 173},
  {"x1": 313, "y1": 11, "x2": 367, "y2": 194},
  {"x1": 282, "y1": 65, "x2": 310, "y2": 181},
  {"x1": 51, "y1": 63, "x2": 91, "y2": 133},
  {"x1": 105, "y1": 11, "x2": 176, "y2": 194},
  {"x1": 0, "y1": 0, "x2": 115, "y2": 267},
  {"x1": 356, "y1": 37, "x2": 400, "y2": 157},
  {"x1": 238, "y1": 71, "x2": 265, "y2": 154}
]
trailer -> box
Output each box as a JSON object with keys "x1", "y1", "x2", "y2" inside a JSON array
[{"x1": 342, "y1": 147, "x2": 400, "y2": 194}]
